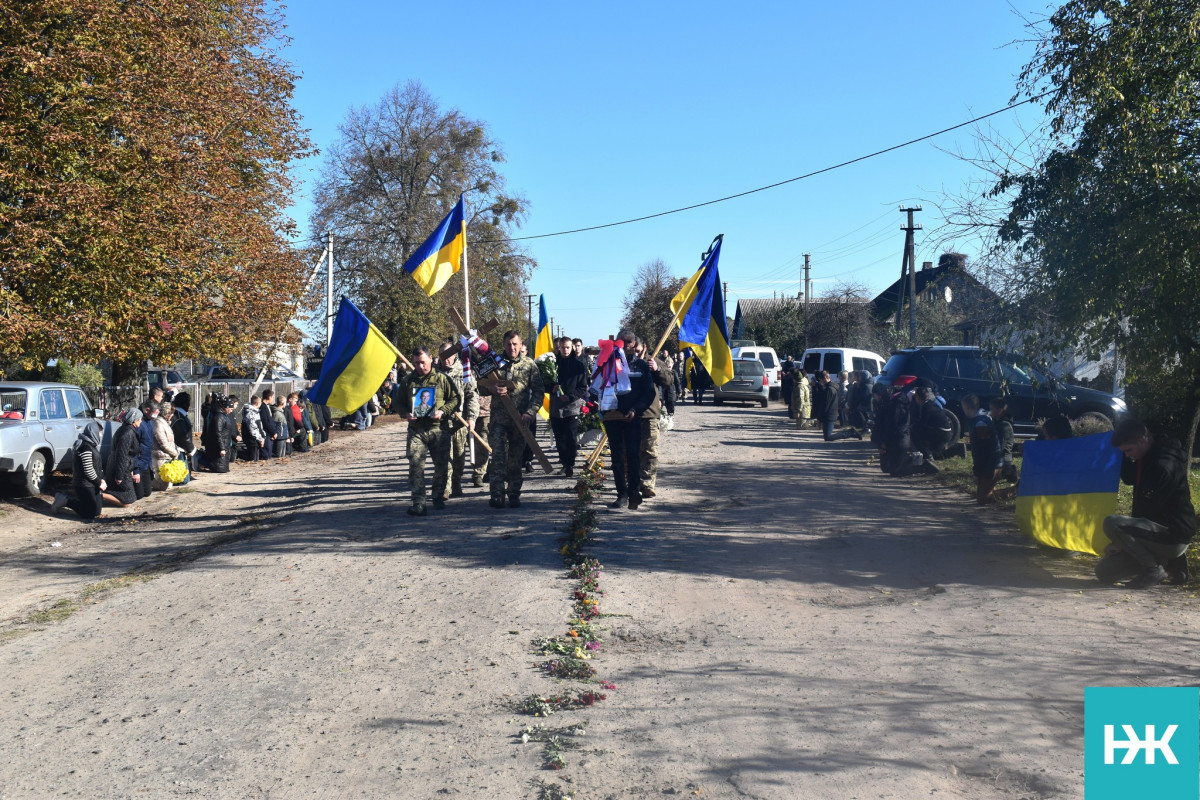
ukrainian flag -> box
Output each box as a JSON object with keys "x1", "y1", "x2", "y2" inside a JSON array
[
  {"x1": 310, "y1": 298, "x2": 402, "y2": 414},
  {"x1": 1015, "y1": 432, "x2": 1122, "y2": 556},
  {"x1": 669, "y1": 237, "x2": 733, "y2": 386},
  {"x1": 400, "y1": 195, "x2": 465, "y2": 296},
  {"x1": 535, "y1": 295, "x2": 553, "y2": 419}
]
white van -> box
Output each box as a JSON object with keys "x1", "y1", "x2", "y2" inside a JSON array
[
  {"x1": 800, "y1": 348, "x2": 887, "y2": 383},
  {"x1": 731, "y1": 345, "x2": 782, "y2": 398}
]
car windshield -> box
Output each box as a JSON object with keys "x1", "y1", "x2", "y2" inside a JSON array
[
  {"x1": 998, "y1": 355, "x2": 1052, "y2": 387},
  {"x1": 0, "y1": 389, "x2": 28, "y2": 419},
  {"x1": 734, "y1": 360, "x2": 765, "y2": 377}
]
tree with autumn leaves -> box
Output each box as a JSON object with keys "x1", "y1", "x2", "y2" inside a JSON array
[{"x1": 0, "y1": 0, "x2": 312, "y2": 383}]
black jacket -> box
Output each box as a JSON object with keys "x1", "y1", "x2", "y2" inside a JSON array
[
  {"x1": 106, "y1": 423, "x2": 140, "y2": 488},
  {"x1": 615, "y1": 357, "x2": 657, "y2": 419},
  {"x1": 913, "y1": 401, "x2": 954, "y2": 448},
  {"x1": 203, "y1": 411, "x2": 235, "y2": 456},
  {"x1": 551, "y1": 353, "x2": 589, "y2": 419},
  {"x1": 813, "y1": 382, "x2": 839, "y2": 423},
  {"x1": 171, "y1": 411, "x2": 195, "y2": 455},
  {"x1": 1123, "y1": 437, "x2": 1196, "y2": 543}
]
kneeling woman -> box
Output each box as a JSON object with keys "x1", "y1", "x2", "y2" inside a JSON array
[{"x1": 51, "y1": 422, "x2": 107, "y2": 519}]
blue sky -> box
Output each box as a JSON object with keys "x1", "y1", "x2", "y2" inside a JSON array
[{"x1": 281, "y1": 1, "x2": 1050, "y2": 346}]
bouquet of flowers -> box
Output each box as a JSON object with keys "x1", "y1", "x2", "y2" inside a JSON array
[
  {"x1": 536, "y1": 352, "x2": 558, "y2": 391},
  {"x1": 577, "y1": 400, "x2": 603, "y2": 432}
]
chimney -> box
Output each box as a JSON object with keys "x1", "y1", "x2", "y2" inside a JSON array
[{"x1": 921, "y1": 261, "x2": 933, "y2": 271}]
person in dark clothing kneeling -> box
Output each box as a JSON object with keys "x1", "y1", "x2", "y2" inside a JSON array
[
  {"x1": 1095, "y1": 418, "x2": 1196, "y2": 589},
  {"x1": 909, "y1": 386, "x2": 955, "y2": 474}
]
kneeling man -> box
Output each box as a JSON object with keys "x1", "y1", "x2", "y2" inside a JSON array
[{"x1": 1095, "y1": 418, "x2": 1196, "y2": 588}]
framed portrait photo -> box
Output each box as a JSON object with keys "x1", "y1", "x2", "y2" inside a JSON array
[{"x1": 413, "y1": 387, "x2": 436, "y2": 418}]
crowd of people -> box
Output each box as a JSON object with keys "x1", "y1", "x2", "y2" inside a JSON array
[
  {"x1": 50, "y1": 384, "x2": 335, "y2": 521},
  {"x1": 45, "y1": 333, "x2": 1194, "y2": 593},
  {"x1": 774, "y1": 356, "x2": 1195, "y2": 591}
]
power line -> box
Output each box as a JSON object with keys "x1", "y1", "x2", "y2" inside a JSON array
[{"x1": 477, "y1": 92, "x2": 1051, "y2": 244}]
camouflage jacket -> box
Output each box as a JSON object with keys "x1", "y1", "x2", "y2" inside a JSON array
[
  {"x1": 437, "y1": 361, "x2": 479, "y2": 428},
  {"x1": 480, "y1": 355, "x2": 544, "y2": 424},
  {"x1": 399, "y1": 369, "x2": 460, "y2": 426}
]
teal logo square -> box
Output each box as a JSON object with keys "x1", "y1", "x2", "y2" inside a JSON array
[{"x1": 1085, "y1": 687, "x2": 1199, "y2": 799}]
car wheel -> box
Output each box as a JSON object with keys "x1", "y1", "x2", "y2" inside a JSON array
[
  {"x1": 947, "y1": 410, "x2": 962, "y2": 444},
  {"x1": 22, "y1": 451, "x2": 48, "y2": 497},
  {"x1": 713, "y1": 398, "x2": 723, "y2": 405},
  {"x1": 759, "y1": 399, "x2": 769, "y2": 408},
  {"x1": 1074, "y1": 410, "x2": 1114, "y2": 433}
]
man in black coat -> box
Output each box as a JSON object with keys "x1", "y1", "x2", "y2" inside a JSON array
[
  {"x1": 910, "y1": 386, "x2": 956, "y2": 472},
  {"x1": 549, "y1": 336, "x2": 589, "y2": 477},
  {"x1": 1096, "y1": 418, "x2": 1197, "y2": 588},
  {"x1": 258, "y1": 389, "x2": 278, "y2": 460},
  {"x1": 813, "y1": 371, "x2": 860, "y2": 442}
]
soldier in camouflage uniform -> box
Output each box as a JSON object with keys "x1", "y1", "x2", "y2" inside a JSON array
[
  {"x1": 437, "y1": 341, "x2": 478, "y2": 499},
  {"x1": 399, "y1": 347, "x2": 461, "y2": 516},
  {"x1": 479, "y1": 331, "x2": 544, "y2": 509},
  {"x1": 472, "y1": 394, "x2": 490, "y2": 487},
  {"x1": 624, "y1": 333, "x2": 671, "y2": 498}
]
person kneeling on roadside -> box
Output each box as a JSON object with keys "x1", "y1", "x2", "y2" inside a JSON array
[
  {"x1": 1095, "y1": 418, "x2": 1196, "y2": 589},
  {"x1": 962, "y1": 393, "x2": 1001, "y2": 503},
  {"x1": 905, "y1": 386, "x2": 955, "y2": 475}
]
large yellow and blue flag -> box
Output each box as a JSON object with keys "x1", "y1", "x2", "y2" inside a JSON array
[
  {"x1": 669, "y1": 237, "x2": 733, "y2": 386},
  {"x1": 400, "y1": 194, "x2": 465, "y2": 296},
  {"x1": 310, "y1": 298, "x2": 401, "y2": 414},
  {"x1": 1015, "y1": 431, "x2": 1123, "y2": 555},
  {"x1": 535, "y1": 295, "x2": 553, "y2": 419}
]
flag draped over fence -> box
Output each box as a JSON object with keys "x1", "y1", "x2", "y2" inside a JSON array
[
  {"x1": 400, "y1": 195, "x2": 465, "y2": 296},
  {"x1": 309, "y1": 298, "x2": 401, "y2": 414},
  {"x1": 669, "y1": 237, "x2": 733, "y2": 386},
  {"x1": 1015, "y1": 432, "x2": 1122, "y2": 555}
]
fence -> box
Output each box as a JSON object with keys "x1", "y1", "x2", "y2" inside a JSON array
[{"x1": 83, "y1": 380, "x2": 311, "y2": 418}]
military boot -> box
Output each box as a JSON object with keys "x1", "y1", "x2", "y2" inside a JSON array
[
  {"x1": 507, "y1": 493, "x2": 521, "y2": 509},
  {"x1": 489, "y1": 487, "x2": 506, "y2": 509}
]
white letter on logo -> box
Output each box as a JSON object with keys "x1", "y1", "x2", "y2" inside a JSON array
[{"x1": 1104, "y1": 724, "x2": 1179, "y2": 765}]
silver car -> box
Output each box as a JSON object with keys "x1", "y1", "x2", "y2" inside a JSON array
[
  {"x1": 0, "y1": 382, "x2": 110, "y2": 496},
  {"x1": 713, "y1": 359, "x2": 770, "y2": 407}
]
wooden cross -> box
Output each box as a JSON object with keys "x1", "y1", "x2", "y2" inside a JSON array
[{"x1": 447, "y1": 307, "x2": 555, "y2": 473}]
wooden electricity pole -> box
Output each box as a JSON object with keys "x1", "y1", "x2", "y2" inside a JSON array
[{"x1": 896, "y1": 206, "x2": 922, "y2": 342}]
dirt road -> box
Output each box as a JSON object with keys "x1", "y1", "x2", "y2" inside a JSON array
[{"x1": 1, "y1": 405, "x2": 1195, "y2": 798}]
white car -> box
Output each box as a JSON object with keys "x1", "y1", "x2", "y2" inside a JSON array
[
  {"x1": 800, "y1": 347, "x2": 887, "y2": 384},
  {"x1": 731, "y1": 346, "x2": 782, "y2": 399}
]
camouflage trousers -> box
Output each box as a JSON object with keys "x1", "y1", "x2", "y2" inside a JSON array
[
  {"x1": 488, "y1": 418, "x2": 527, "y2": 497},
  {"x1": 472, "y1": 416, "x2": 490, "y2": 482},
  {"x1": 639, "y1": 417, "x2": 660, "y2": 492},
  {"x1": 406, "y1": 423, "x2": 449, "y2": 505},
  {"x1": 448, "y1": 423, "x2": 469, "y2": 493}
]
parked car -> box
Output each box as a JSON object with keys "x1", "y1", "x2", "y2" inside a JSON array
[
  {"x1": 0, "y1": 382, "x2": 112, "y2": 496},
  {"x1": 800, "y1": 347, "x2": 887, "y2": 382},
  {"x1": 875, "y1": 346, "x2": 1128, "y2": 436},
  {"x1": 713, "y1": 359, "x2": 770, "y2": 407},
  {"x1": 731, "y1": 345, "x2": 781, "y2": 399}
]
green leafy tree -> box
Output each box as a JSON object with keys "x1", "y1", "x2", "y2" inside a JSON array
[
  {"x1": 309, "y1": 81, "x2": 534, "y2": 353},
  {"x1": 998, "y1": 0, "x2": 1200, "y2": 451},
  {"x1": 0, "y1": 0, "x2": 313, "y2": 383},
  {"x1": 619, "y1": 259, "x2": 686, "y2": 354}
]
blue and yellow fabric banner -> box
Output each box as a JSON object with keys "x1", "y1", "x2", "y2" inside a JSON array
[
  {"x1": 1015, "y1": 432, "x2": 1122, "y2": 555},
  {"x1": 400, "y1": 195, "x2": 465, "y2": 296},
  {"x1": 535, "y1": 295, "x2": 553, "y2": 419},
  {"x1": 669, "y1": 237, "x2": 733, "y2": 386},
  {"x1": 310, "y1": 298, "x2": 401, "y2": 414}
]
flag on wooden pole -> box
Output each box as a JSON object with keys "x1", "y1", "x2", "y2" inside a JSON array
[{"x1": 400, "y1": 194, "x2": 465, "y2": 296}]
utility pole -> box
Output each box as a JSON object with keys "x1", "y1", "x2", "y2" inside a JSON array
[
  {"x1": 896, "y1": 206, "x2": 922, "y2": 342},
  {"x1": 325, "y1": 232, "x2": 334, "y2": 346},
  {"x1": 723, "y1": 281, "x2": 729, "y2": 310},
  {"x1": 524, "y1": 294, "x2": 536, "y2": 343},
  {"x1": 803, "y1": 253, "x2": 811, "y2": 344}
]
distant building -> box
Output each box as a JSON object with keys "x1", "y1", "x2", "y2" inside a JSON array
[{"x1": 871, "y1": 254, "x2": 1000, "y2": 344}]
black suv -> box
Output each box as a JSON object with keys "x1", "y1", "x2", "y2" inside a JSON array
[{"x1": 876, "y1": 347, "x2": 1127, "y2": 436}]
